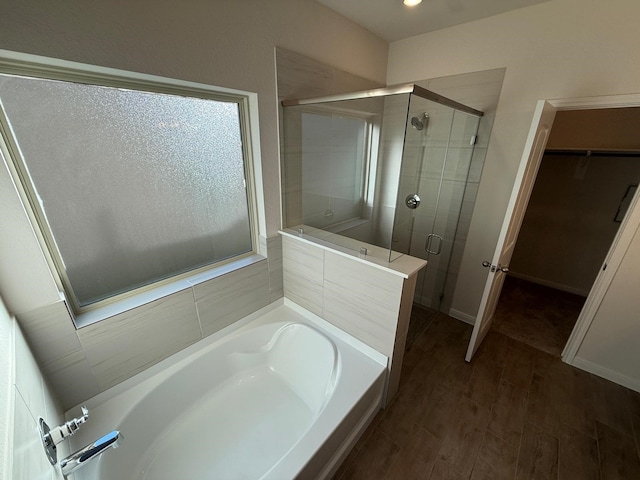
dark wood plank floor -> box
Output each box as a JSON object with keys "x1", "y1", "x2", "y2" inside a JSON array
[
  {"x1": 334, "y1": 307, "x2": 640, "y2": 480},
  {"x1": 491, "y1": 276, "x2": 586, "y2": 356}
]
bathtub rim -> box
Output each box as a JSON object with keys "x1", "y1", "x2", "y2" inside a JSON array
[
  {"x1": 65, "y1": 297, "x2": 386, "y2": 418},
  {"x1": 66, "y1": 298, "x2": 388, "y2": 480}
]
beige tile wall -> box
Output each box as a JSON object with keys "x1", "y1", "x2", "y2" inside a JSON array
[
  {"x1": 282, "y1": 233, "x2": 420, "y2": 403},
  {"x1": 194, "y1": 260, "x2": 270, "y2": 338},
  {"x1": 16, "y1": 235, "x2": 283, "y2": 409},
  {"x1": 266, "y1": 235, "x2": 284, "y2": 302},
  {"x1": 282, "y1": 235, "x2": 324, "y2": 316},
  {"x1": 77, "y1": 289, "x2": 202, "y2": 391},
  {"x1": 7, "y1": 309, "x2": 70, "y2": 480},
  {"x1": 323, "y1": 250, "x2": 403, "y2": 356},
  {"x1": 15, "y1": 300, "x2": 98, "y2": 409}
]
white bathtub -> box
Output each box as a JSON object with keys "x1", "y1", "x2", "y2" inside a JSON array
[{"x1": 68, "y1": 299, "x2": 387, "y2": 480}]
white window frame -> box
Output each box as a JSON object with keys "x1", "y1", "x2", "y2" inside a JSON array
[{"x1": 0, "y1": 50, "x2": 265, "y2": 324}]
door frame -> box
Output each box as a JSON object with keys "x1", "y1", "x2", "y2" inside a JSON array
[
  {"x1": 489, "y1": 92, "x2": 640, "y2": 364},
  {"x1": 466, "y1": 100, "x2": 556, "y2": 361}
]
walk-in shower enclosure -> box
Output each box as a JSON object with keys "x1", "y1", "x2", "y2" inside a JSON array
[{"x1": 281, "y1": 84, "x2": 483, "y2": 312}]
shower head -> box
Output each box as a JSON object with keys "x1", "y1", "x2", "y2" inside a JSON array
[{"x1": 410, "y1": 112, "x2": 429, "y2": 131}]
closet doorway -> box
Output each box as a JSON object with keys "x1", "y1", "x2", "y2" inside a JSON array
[{"x1": 488, "y1": 107, "x2": 640, "y2": 356}]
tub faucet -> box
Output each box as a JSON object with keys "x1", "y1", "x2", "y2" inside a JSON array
[
  {"x1": 60, "y1": 430, "x2": 121, "y2": 477},
  {"x1": 39, "y1": 406, "x2": 90, "y2": 466}
]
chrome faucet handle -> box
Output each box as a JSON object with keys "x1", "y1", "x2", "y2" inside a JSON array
[
  {"x1": 44, "y1": 405, "x2": 90, "y2": 446},
  {"x1": 39, "y1": 405, "x2": 90, "y2": 466}
]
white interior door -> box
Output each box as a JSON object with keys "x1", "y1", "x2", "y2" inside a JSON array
[{"x1": 465, "y1": 100, "x2": 557, "y2": 361}]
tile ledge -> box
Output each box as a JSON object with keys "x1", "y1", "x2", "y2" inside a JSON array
[
  {"x1": 279, "y1": 230, "x2": 426, "y2": 278},
  {"x1": 74, "y1": 254, "x2": 266, "y2": 329}
]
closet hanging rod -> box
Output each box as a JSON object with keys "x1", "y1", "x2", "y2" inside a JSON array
[{"x1": 545, "y1": 149, "x2": 640, "y2": 158}]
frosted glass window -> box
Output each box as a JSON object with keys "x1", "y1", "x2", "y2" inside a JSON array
[{"x1": 0, "y1": 73, "x2": 253, "y2": 309}]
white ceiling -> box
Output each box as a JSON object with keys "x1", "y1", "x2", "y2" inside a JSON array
[{"x1": 316, "y1": 0, "x2": 551, "y2": 42}]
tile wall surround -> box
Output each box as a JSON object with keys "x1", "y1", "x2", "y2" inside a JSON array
[
  {"x1": 281, "y1": 232, "x2": 426, "y2": 403},
  {"x1": 4, "y1": 305, "x2": 70, "y2": 480},
  {"x1": 15, "y1": 235, "x2": 284, "y2": 410},
  {"x1": 277, "y1": 46, "x2": 383, "y2": 235},
  {"x1": 323, "y1": 250, "x2": 404, "y2": 355}
]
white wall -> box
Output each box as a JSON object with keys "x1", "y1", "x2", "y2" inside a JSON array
[
  {"x1": 387, "y1": 0, "x2": 640, "y2": 319},
  {"x1": 387, "y1": 0, "x2": 640, "y2": 388},
  {"x1": 574, "y1": 222, "x2": 640, "y2": 390}
]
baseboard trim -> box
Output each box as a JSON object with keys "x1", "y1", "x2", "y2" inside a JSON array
[
  {"x1": 570, "y1": 356, "x2": 640, "y2": 393},
  {"x1": 414, "y1": 295, "x2": 433, "y2": 309},
  {"x1": 448, "y1": 308, "x2": 476, "y2": 325},
  {"x1": 508, "y1": 271, "x2": 590, "y2": 297}
]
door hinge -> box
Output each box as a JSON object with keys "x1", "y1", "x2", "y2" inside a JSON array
[
  {"x1": 470, "y1": 135, "x2": 478, "y2": 146},
  {"x1": 602, "y1": 263, "x2": 607, "y2": 271}
]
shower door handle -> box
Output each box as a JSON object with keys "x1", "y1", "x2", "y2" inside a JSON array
[{"x1": 425, "y1": 234, "x2": 443, "y2": 255}]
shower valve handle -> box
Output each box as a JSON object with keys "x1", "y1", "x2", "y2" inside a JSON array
[{"x1": 405, "y1": 194, "x2": 420, "y2": 209}]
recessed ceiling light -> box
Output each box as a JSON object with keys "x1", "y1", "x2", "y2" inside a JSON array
[{"x1": 404, "y1": 0, "x2": 422, "y2": 6}]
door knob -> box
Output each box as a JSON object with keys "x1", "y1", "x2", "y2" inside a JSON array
[
  {"x1": 482, "y1": 261, "x2": 496, "y2": 272},
  {"x1": 482, "y1": 261, "x2": 509, "y2": 273}
]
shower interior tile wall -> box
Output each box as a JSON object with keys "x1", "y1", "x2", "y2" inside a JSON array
[
  {"x1": 15, "y1": 235, "x2": 284, "y2": 409},
  {"x1": 410, "y1": 70, "x2": 504, "y2": 313},
  {"x1": 376, "y1": 94, "x2": 412, "y2": 248},
  {"x1": 277, "y1": 47, "x2": 383, "y2": 234}
]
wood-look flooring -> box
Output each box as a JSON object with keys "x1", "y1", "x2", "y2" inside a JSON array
[
  {"x1": 334, "y1": 305, "x2": 640, "y2": 479},
  {"x1": 491, "y1": 277, "x2": 586, "y2": 357}
]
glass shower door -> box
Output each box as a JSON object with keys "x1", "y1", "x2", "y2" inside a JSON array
[
  {"x1": 391, "y1": 95, "x2": 453, "y2": 258},
  {"x1": 392, "y1": 94, "x2": 481, "y2": 312},
  {"x1": 423, "y1": 110, "x2": 481, "y2": 311}
]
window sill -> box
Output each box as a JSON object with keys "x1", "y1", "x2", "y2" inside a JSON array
[{"x1": 73, "y1": 254, "x2": 266, "y2": 329}]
